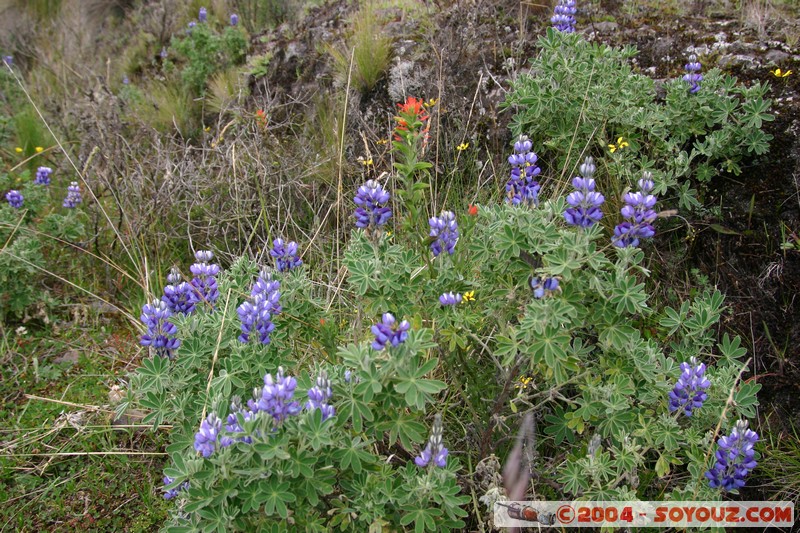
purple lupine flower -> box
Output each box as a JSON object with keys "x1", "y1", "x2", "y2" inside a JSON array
[
  {"x1": 551, "y1": 0, "x2": 577, "y2": 33},
  {"x1": 668, "y1": 356, "x2": 711, "y2": 417},
  {"x1": 5, "y1": 190, "x2": 23, "y2": 208},
  {"x1": 429, "y1": 210, "x2": 459, "y2": 256},
  {"x1": 505, "y1": 136, "x2": 541, "y2": 207},
  {"x1": 415, "y1": 413, "x2": 449, "y2": 468},
  {"x1": 354, "y1": 179, "x2": 392, "y2": 230},
  {"x1": 270, "y1": 238, "x2": 302, "y2": 272},
  {"x1": 140, "y1": 299, "x2": 180, "y2": 358},
  {"x1": 220, "y1": 398, "x2": 255, "y2": 447},
  {"x1": 198, "y1": 7, "x2": 207, "y2": 22},
  {"x1": 62, "y1": 181, "x2": 82, "y2": 208},
  {"x1": 530, "y1": 276, "x2": 559, "y2": 299},
  {"x1": 34, "y1": 166, "x2": 52, "y2": 186},
  {"x1": 371, "y1": 312, "x2": 411, "y2": 351},
  {"x1": 230, "y1": 13, "x2": 239, "y2": 26},
  {"x1": 683, "y1": 54, "x2": 703, "y2": 94},
  {"x1": 187, "y1": 21, "x2": 196, "y2": 34},
  {"x1": 194, "y1": 413, "x2": 222, "y2": 458},
  {"x1": 564, "y1": 157, "x2": 604, "y2": 228},
  {"x1": 612, "y1": 173, "x2": 658, "y2": 248},
  {"x1": 122, "y1": 76, "x2": 130, "y2": 85},
  {"x1": 344, "y1": 369, "x2": 352, "y2": 383},
  {"x1": 705, "y1": 420, "x2": 759, "y2": 492},
  {"x1": 163, "y1": 476, "x2": 190, "y2": 500},
  {"x1": 306, "y1": 370, "x2": 335, "y2": 421},
  {"x1": 249, "y1": 367, "x2": 302, "y2": 423},
  {"x1": 2, "y1": 55, "x2": 12, "y2": 67},
  {"x1": 162, "y1": 267, "x2": 198, "y2": 314},
  {"x1": 160, "y1": 47, "x2": 168, "y2": 60},
  {"x1": 439, "y1": 292, "x2": 462, "y2": 306},
  {"x1": 190, "y1": 250, "x2": 220, "y2": 305},
  {"x1": 237, "y1": 271, "x2": 281, "y2": 344}
]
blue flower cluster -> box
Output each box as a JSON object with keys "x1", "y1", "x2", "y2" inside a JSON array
[
  {"x1": 706, "y1": 420, "x2": 759, "y2": 492},
  {"x1": 220, "y1": 398, "x2": 255, "y2": 448},
  {"x1": 354, "y1": 179, "x2": 392, "y2": 231},
  {"x1": 230, "y1": 13, "x2": 238, "y2": 26},
  {"x1": 162, "y1": 267, "x2": 198, "y2": 315},
  {"x1": 271, "y1": 238, "x2": 303, "y2": 272},
  {"x1": 193, "y1": 413, "x2": 222, "y2": 458},
  {"x1": 551, "y1": 0, "x2": 577, "y2": 33},
  {"x1": 612, "y1": 174, "x2": 658, "y2": 248},
  {"x1": 198, "y1": 7, "x2": 207, "y2": 23},
  {"x1": 62, "y1": 182, "x2": 82, "y2": 208},
  {"x1": 247, "y1": 367, "x2": 302, "y2": 423},
  {"x1": 5, "y1": 190, "x2": 23, "y2": 208},
  {"x1": 429, "y1": 211, "x2": 459, "y2": 256},
  {"x1": 564, "y1": 157, "x2": 604, "y2": 228},
  {"x1": 668, "y1": 356, "x2": 711, "y2": 417},
  {"x1": 34, "y1": 167, "x2": 52, "y2": 186},
  {"x1": 683, "y1": 54, "x2": 703, "y2": 94},
  {"x1": 306, "y1": 371, "x2": 335, "y2": 421},
  {"x1": 237, "y1": 271, "x2": 281, "y2": 344},
  {"x1": 371, "y1": 313, "x2": 411, "y2": 350},
  {"x1": 506, "y1": 137, "x2": 541, "y2": 207},
  {"x1": 140, "y1": 299, "x2": 180, "y2": 359},
  {"x1": 415, "y1": 413, "x2": 448, "y2": 468},
  {"x1": 190, "y1": 250, "x2": 220, "y2": 305},
  {"x1": 162, "y1": 476, "x2": 189, "y2": 500},
  {"x1": 530, "y1": 276, "x2": 559, "y2": 299},
  {"x1": 439, "y1": 292, "x2": 462, "y2": 306}
]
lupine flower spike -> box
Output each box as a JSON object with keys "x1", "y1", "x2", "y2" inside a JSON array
[
  {"x1": 163, "y1": 476, "x2": 190, "y2": 500},
  {"x1": 683, "y1": 54, "x2": 703, "y2": 94},
  {"x1": 668, "y1": 356, "x2": 711, "y2": 416},
  {"x1": 5, "y1": 190, "x2": 23, "y2": 208},
  {"x1": 2, "y1": 55, "x2": 12, "y2": 67},
  {"x1": 564, "y1": 157, "x2": 604, "y2": 228},
  {"x1": 220, "y1": 397, "x2": 255, "y2": 447},
  {"x1": 530, "y1": 277, "x2": 559, "y2": 299},
  {"x1": 506, "y1": 136, "x2": 541, "y2": 207},
  {"x1": 439, "y1": 292, "x2": 462, "y2": 306},
  {"x1": 194, "y1": 413, "x2": 222, "y2": 457},
  {"x1": 271, "y1": 238, "x2": 303, "y2": 272},
  {"x1": 705, "y1": 420, "x2": 759, "y2": 492},
  {"x1": 140, "y1": 299, "x2": 181, "y2": 358},
  {"x1": 354, "y1": 180, "x2": 391, "y2": 231},
  {"x1": 198, "y1": 7, "x2": 207, "y2": 22},
  {"x1": 371, "y1": 313, "x2": 411, "y2": 350},
  {"x1": 230, "y1": 13, "x2": 239, "y2": 26},
  {"x1": 34, "y1": 166, "x2": 52, "y2": 186},
  {"x1": 415, "y1": 413, "x2": 449, "y2": 468},
  {"x1": 190, "y1": 250, "x2": 220, "y2": 305},
  {"x1": 162, "y1": 267, "x2": 198, "y2": 315},
  {"x1": 551, "y1": 0, "x2": 577, "y2": 33},
  {"x1": 612, "y1": 172, "x2": 658, "y2": 248},
  {"x1": 237, "y1": 271, "x2": 281, "y2": 344},
  {"x1": 429, "y1": 211, "x2": 459, "y2": 256},
  {"x1": 306, "y1": 370, "x2": 335, "y2": 421},
  {"x1": 63, "y1": 182, "x2": 82, "y2": 208},
  {"x1": 248, "y1": 368, "x2": 302, "y2": 423}
]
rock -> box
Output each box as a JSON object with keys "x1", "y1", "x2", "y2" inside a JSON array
[
  {"x1": 592, "y1": 21, "x2": 618, "y2": 33},
  {"x1": 716, "y1": 54, "x2": 758, "y2": 69},
  {"x1": 765, "y1": 49, "x2": 790, "y2": 64}
]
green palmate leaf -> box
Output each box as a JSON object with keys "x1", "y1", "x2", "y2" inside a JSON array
[
  {"x1": 256, "y1": 478, "x2": 296, "y2": 519},
  {"x1": 610, "y1": 274, "x2": 648, "y2": 315},
  {"x1": 338, "y1": 390, "x2": 374, "y2": 433},
  {"x1": 394, "y1": 357, "x2": 446, "y2": 410},
  {"x1": 544, "y1": 404, "x2": 576, "y2": 445},
  {"x1": 733, "y1": 381, "x2": 761, "y2": 418},
  {"x1": 301, "y1": 409, "x2": 335, "y2": 451},
  {"x1": 377, "y1": 413, "x2": 426, "y2": 451},
  {"x1": 332, "y1": 437, "x2": 375, "y2": 475},
  {"x1": 400, "y1": 505, "x2": 443, "y2": 533},
  {"x1": 559, "y1": 460, "x2": 589, "y2": 495}
]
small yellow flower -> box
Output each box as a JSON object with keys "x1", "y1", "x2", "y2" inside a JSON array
[
  {"x1": 204, "y1": 126, "x2": 211, "y2": 132},
  {"x1": 771, "y1": 68, "x2": 792, "y2": 78},
  {"x1": 456, "y1": 142, "x2": 469, "y2": 151},
  {"x1": 357, "y1": 156, "x2": 373, "y2": 166},
  {"x1": 376, "y1": 139, "x2": 388, "y2": 145},
  {"x1": 423, "y1": 98, "x2": 437, "y2": 108},
  {"x1": 608, "y1": 136, "x2": 629, "y2": 153},
  {"x1": 35, "y1": 146, "x2": 43, "y2": 153},
  {"x1": 386, "y1": 230, "x2": 393, "y2": 238},
  {"x1": 462, "y1": 291, "x2": 475, "y2": 303},
  {"x1": 15, "y1": 147, "x2": 22, "y2": 153},
  {"x1": 515, "y1": 375, "x2": 533, "y2": 390}
]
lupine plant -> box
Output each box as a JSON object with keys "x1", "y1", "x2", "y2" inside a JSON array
[
  {"x1": 551, "y1": 0, "x2": 577, "y2": 33},
  {"x1": 505, "y1": 27, "x2": 773, "y2": 210},
  {"x1": 706, "y1": 420, "x2": 759, "y2": 492},
  {"x1": 62, "y1": 181, "x2": 81, "y2": 208},
  {"x1": 270, "y1": 238, "x2": 302, "y2": 272}
]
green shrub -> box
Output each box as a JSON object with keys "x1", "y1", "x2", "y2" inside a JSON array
[
  {"x1": 170, "y1": 20, "x2": 248, "y2": 95},
  {"x1": 504, "y1": 28, "x2": 773, "y2": 210}
]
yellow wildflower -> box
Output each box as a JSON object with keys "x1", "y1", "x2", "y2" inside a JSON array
[
  {"x1": 456, "y1": 142, "x2": 469, "y2": 151},
  {"x1": 204, "y1": 126, "x2": 211, "y2": 132},
  {"x1": 771, "y1": 68, "x2": 792, "y2": 78},
  {"x1": 35, "y1": 146, "x2": 43, "y2": 153},
  {"x1": 15, "y1": 147, "x2": 22, "y2": 153},
  {"x1": 462, "y1": 291, "x2": 475, "y2": 303},
  {"x1": 515, "y1": 375, "x2": 533, "y2": 390},
  {"x1": 423, "y1": 98, "x2": 437, "y2": 108},
  {"x1": 608, "y1": 137, "x2": 629, "y2": 153},
  {"x1": 358, "y1": 156, "x2": 373, "y2": 166},
  {"x1": 376, "y1": 139, "x2": 388, "y2": 145}
]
